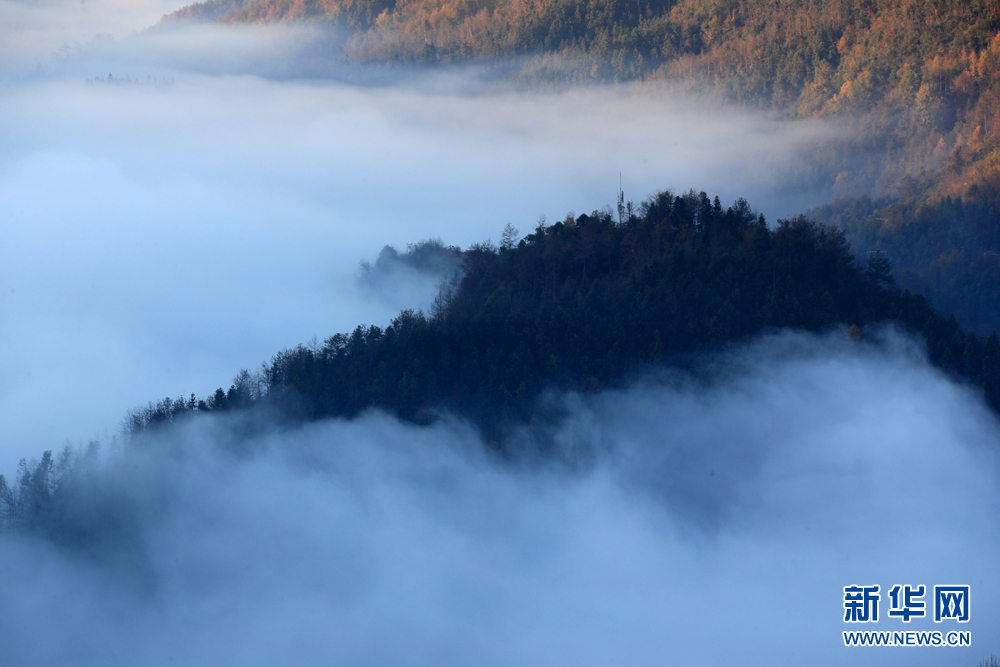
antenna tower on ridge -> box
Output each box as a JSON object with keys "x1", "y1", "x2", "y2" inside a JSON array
[{"x1": 617, "y1": 172, "x2": 625, "y2": 225}]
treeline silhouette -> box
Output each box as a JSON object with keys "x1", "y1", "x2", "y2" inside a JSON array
[
  {"x1": 6, "y1": 187, "x2": 1000, "y2": 539},
  {"x1": 121, "y1": 189, "x2": 1000, "y2": 442}
]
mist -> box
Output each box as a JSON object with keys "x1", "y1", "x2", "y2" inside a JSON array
[
  {"x1": 0, "y1": 9, "x2": 859, "y2": 472},
  {"x1": 1, "y1": 329, "x2": 997, "y2": 666}
]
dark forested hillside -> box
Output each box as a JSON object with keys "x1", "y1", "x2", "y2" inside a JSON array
[
  {"x1": 6, "y1": 187, "x2": 1000, "y2": 542},
  {"x1": 811, "y1": 183, "x2": 1000, "y2": 335},
  {"x1": 121, "y1": 190, "x2": 1000, "y2": 444}
]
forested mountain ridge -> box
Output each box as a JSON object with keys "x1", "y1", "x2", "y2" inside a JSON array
[
  {"x1": 160, "y1": 0, "x2": 1000, "y2": 205},
  {"x1": 166, "y1": 0, "x2": 256, "y2": 23},
  {"x1": 164, "y1": 0, "x2": 1000, "y2": 137},
  {"x1": 121, "y1": 189, "x2": 1000, "y2": 442},
  {"x1": 5, "y1": 187, "x2": 1000, "y2": 541}
]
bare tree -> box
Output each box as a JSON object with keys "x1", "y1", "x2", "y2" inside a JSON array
[{"x1": 501, "y1": 223, "x2": 520, "y2": 250}]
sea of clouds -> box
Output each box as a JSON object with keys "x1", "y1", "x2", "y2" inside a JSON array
[
  {"x1": 1, "y1": 330, "x2": 997, "y2": 666},
  {"x1": 1, "y1": 0, "x2": 995, "y2": 663}
]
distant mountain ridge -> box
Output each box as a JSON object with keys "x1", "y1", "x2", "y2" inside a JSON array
[
  {"x1": 159, "y1": 0, "x2": 1000, "y2": 194},
  {"x1": 163, "y1": 0, "x2": 256, "y2": 23},
  {"x1": 161, "y1": 0, "x2": 1000, "y2": 334}
]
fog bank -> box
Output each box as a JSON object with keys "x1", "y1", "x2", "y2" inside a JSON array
[{"x1": 1, "y1": 330, "x2": 997, "y2": 666}]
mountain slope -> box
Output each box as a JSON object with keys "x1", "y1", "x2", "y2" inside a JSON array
[
  {"x1": 811, "y1": 182, "x2": 1000, "y2": 335},
  {"x1": 5, "y1": 187, "x2": 1000, "y2": 544},
  {"x1": 122, "y1": 189, "x2": 1000, "y2": 443},
  {"x1": 160, "y1": 0, "x2": 1000, "y2": 333},
  {"x1": 162, "y1": 0, "x2": 1000, "y2": 190}
]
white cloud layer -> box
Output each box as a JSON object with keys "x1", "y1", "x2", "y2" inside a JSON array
[{"x1": 1, "y1": 330, "x2": 997, "y2": 666}]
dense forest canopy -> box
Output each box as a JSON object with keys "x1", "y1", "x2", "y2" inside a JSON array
[
  {"x1": 116, "y1": 189, "x2": 1000, "y2": 443},
  {"x1": 811, "y1": 183, "x2": 1000, "y2": 334}
]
